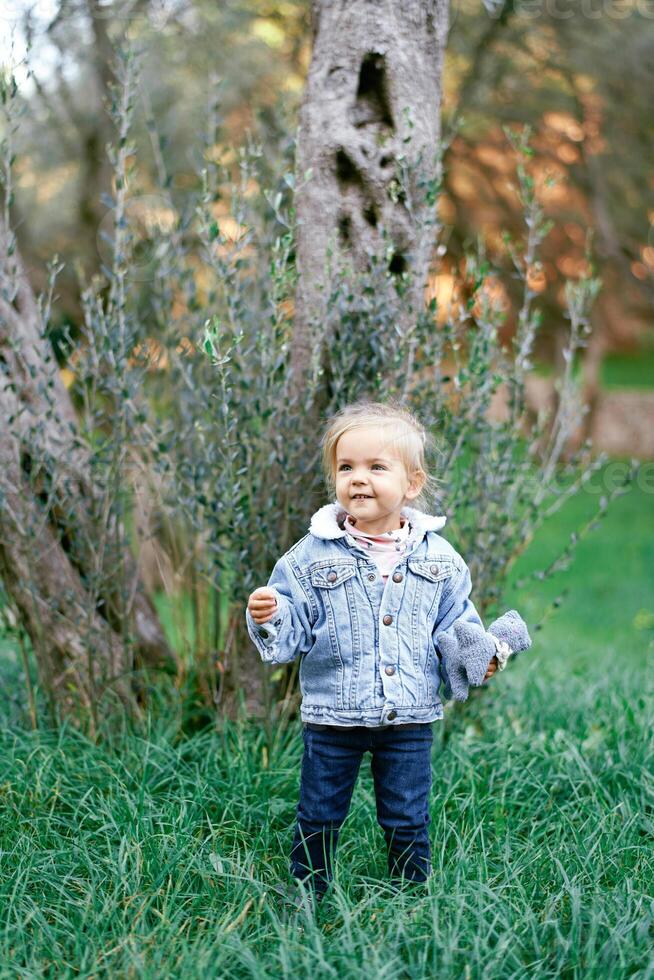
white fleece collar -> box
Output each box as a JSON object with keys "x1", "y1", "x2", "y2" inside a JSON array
[{"x1": 309, "y1": 500, "x2": 447, "y2": 540}]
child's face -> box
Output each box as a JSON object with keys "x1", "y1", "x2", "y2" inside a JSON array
[{"x1": 334, "y1": 425, "x2": 424, "y2": 533}]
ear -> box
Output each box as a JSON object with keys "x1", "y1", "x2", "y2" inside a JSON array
[{"x1": 405, "y1": 469, "x2": 426, "y2": 500}]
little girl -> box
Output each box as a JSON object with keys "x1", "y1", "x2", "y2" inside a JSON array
[{"x1": 246, "y1": 400, "x2": 531, "y2": 905}]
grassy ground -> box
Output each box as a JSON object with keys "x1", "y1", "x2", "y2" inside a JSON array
[
  {"x1": 533, "y1": 334, "x2": 654, "y2": 390},
  {"x1": 601, "y1": 349, "x2": 654, "y2": 389},
  {"x1": 0, "y1": 464, "x2": 653, "y2": 978}
]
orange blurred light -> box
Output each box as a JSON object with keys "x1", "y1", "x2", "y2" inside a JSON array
[
  {"x1": 543, "y1": 111, "x2": 584, "y2": 142},
  {"x1": 438, "y1": 194, "x2": 456, "y2": 224},
  {"x1": 60, "y1": 367, "x2": 75, "y2": 389},
  {"x1": 641, "y1": 247, "x2": 654, "y2": 269},
  {"x1": 426, "y1": 273, "x2": 455, "y2": 324},
  {"x1": 564, "y1": 223, "x2": 586, "y2": 244},
  {"x1": 449, "y1": 167, "x2": 481, "y2": 201},
  {"x1": 278, "y1": 297, "x2": 295, "y2": 320},
  {"x1": 556, "y1": 256, "x2": 591, "y2": 278},
  {"x1": 472, "y1": 275, "x2": 511, "y2": 317},
  {"x1": 216, "y1": 216, "x2": 248, "y2": 243},
  {"x1": 475, "y1": 144, "x2": 511, "y2": 171},
  {"x1": 527, "y1": 265, "x2": 548, "y2": 292},
  {"x1": 556, "y1": 144, "x2": 580, "y2": 164},
  {"x1": 129, "y1": 337, "x2": 168, "y2": 370},
  {"x1": 175, "y1": 337, "x2": 195, "y2": 357}
]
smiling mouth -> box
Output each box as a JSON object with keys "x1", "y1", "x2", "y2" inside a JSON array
[{"x1": 352, "y1": 495, "x2": 372, "y2": 500}]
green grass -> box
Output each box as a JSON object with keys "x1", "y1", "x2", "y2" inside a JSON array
[
  {"x1": 501, "y1": 458, "x2": 654, "y2": 669},
  {"x1": 532, "y1": 341, "x2": 654, "y2": 390},
  {"x1": 601, "y1": 349, "x2": 654, "y2": 390},
  {"x1": 1, "y1": 464, "x2": 653, "y2": 977}
]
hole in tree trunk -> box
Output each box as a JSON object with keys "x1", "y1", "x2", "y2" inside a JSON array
[
  {"x1": 363, "y1": 204, "x2": 378, "y2": 228},
  {"x1": 355, "y1": 53, "x2": 394, "y2": 129},
  {"x1": 20, "y1": 450, "x2": 33, "y2": 478},
  {"x1": 336, "y1": 150, "x2": 363, "y2": 189},
  {"x1": 338, "y1": 214, "x2": 352, "y2": 246},
  {"x1": 20, "y1": 450, "x2": 78, "y2": 557},
  {"x1": 20, "y1": 450, "x2": 51, "y2": 509},
  {"x1": 388, "y1": 252, "x2": 407, "y2": 275}
]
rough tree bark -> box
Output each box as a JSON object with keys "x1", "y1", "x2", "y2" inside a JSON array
[
  {"x1": 290, "y1": 0, "x2": 450, "y2": 401},
  {"x1": 0, "y1": 219, "x2": 174, "y2": 725}
]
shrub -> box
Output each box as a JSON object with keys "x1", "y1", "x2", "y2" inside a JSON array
[{"x1": 0, "y1": 49, "x2": 638, "y2": 734}]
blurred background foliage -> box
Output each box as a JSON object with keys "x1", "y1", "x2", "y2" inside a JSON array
[{"x1": 2, "y1": 0, "x2": 653, "y2": 375}]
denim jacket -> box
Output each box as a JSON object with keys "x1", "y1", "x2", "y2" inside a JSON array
[{"x1": 245, "y1": 500, "x2": 522, "y2": 727}]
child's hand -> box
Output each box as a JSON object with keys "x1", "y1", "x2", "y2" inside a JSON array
[
  {"x1": 248, "y1": 587, "x2": 278, "y2": 625},
  {"x1": 483, "y1": 655, "x2": 499, "y2": 682}
]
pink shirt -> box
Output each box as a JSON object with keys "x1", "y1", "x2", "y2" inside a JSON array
[{"x1": 342, "y1": 513, "x2": 413, "y2": 581}]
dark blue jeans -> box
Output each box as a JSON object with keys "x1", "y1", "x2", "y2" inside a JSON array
[{"x1": 290, "y1": 722, "x2": 434, "y2": 896}]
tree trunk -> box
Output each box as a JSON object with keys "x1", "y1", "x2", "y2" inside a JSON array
[
  {"x1": 78, "y1": 0, "x2": 127, "y2": 280},
  {"x1": 0, "y1": 220, "x2": 174, "y2": 727},
  {"x1": 290, "y1": 0, "x2": 449, "y2": 401}
]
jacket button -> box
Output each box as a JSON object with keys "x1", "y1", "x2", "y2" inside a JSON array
[
  {"x1": 258, "y1": 627, "x2": 269, "y2": 638},
  {"x1": 383, "y1": 614, "x2": 393, "y2": 626},
  {"x1": 327, "y1": 571, "x2": 337, "y2": 582},
  {"x1": 392, "y1": 572, "x2": 403, "y2": 582},
  {"x1": 430, "y1": 564, "x2": 438, "y2": 575},
  {"x1": 385, "y1": 665, "x2": 396, "y2": 676},
  {"x1": 368, "y1": 573, "x2": 376, "y2": 581},
  {"x1": 387, "y1": 709, "x2": 397, "y2": 720}
]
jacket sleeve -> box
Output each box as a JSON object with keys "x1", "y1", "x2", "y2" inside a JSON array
[
  {"x1": 432, "y1": 559, "x2": 494, "y2": 701},
  {"x1": 245, "y1": 555, "x2": 315, "y2": 664},
  {"x1": 432, "y1": 558, "x2": 533, "y2": 702},
  {"x1": 434, "y1": 560, "x2": 484, "y2": 637}
]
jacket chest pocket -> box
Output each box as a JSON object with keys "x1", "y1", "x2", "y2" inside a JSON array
[
  {"x1": 407, "y1": 558, "x2": 455, "y2": 620},
  {"x1": 408, "y1": 558, "x2": 455, "y2": 584},
  {"x1": 309, "y1": 561, "x2": 358, "y2": 591},
  {"x1": 308, "y1": 561, "x2": 359, "y2": 669},
  {"x1": 309, "y1": 561, "x2": 359, "y2": 628}
]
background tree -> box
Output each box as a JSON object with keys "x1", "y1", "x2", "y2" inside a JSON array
[
  {"x1": 0, "y1": 56, "x2": 174, "y2": 731},
  {"x1": 0, "y1": 218, "x2": 173, "y2": 729},
  {"x1": 6, "y1": 0, "x2": 652, "y2": 383},
  {"x1": 291, "y1": 0, "x2": 449, "y2": 406}
]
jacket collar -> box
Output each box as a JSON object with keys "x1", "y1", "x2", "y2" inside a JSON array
[{"x1": 309, "y1": 500, "x2": 447, "y2": 541}]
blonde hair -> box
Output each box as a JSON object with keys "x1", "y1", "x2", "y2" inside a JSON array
[{"x1": 320, "y1": 399, "x2": 443, "y2": 512}]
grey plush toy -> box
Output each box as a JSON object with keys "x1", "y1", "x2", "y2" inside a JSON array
[{"x1": 435, "y1": 609, "x2": 532, "y2": 702}]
